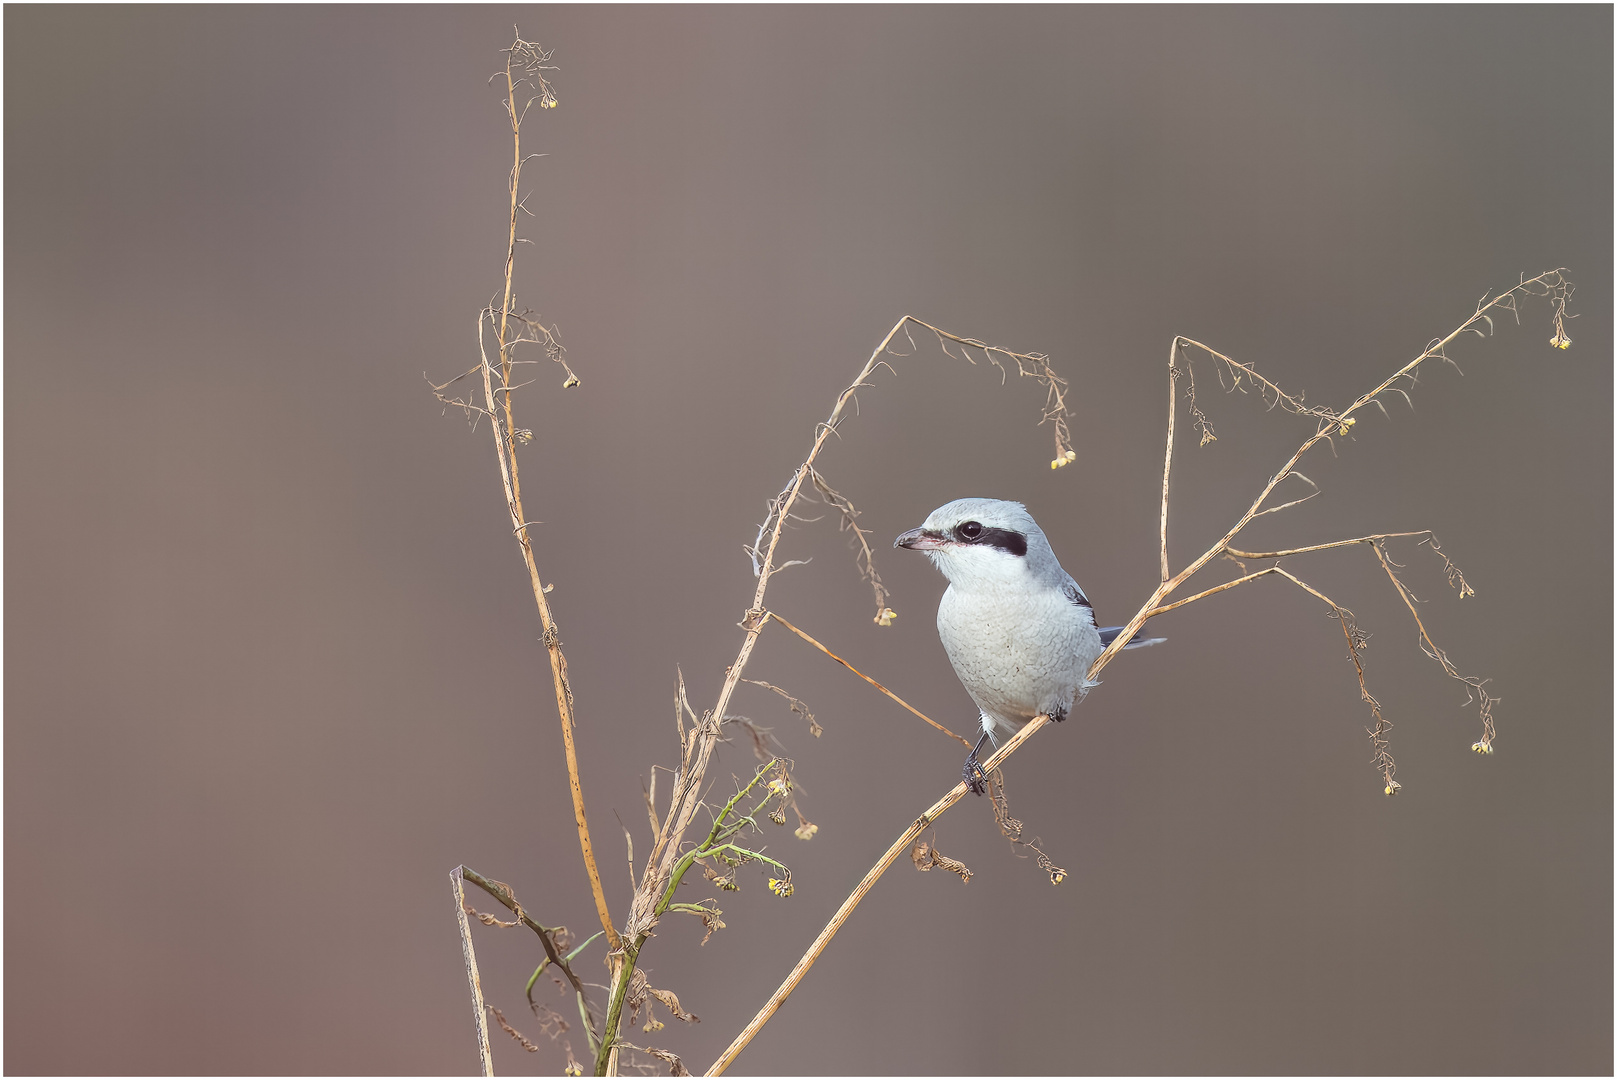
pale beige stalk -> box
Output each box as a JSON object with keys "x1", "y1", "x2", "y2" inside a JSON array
[{"x1": 449, "y1": 867, "x2": 495, "y2": 1077}]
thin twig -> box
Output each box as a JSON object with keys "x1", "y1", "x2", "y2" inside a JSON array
[
  {"x1": 763, "y1": 610, "x2": 971, "y2": 746},
  {"x1": 450, "y1": 868, "x2": 496, "y2": 1077},
  {"x1": 1369, "y1": 539, "x2": 1497, "y2": 750},
  {"x1": 1160, "y1": 338, "x2": 1179, "y2": 582},
  {"x1": 459, "y1": 866, "x2": 596, "y2": 1022},
  {"x1": 986, "y1": 769, "x2": 1067, "y2": 885}
]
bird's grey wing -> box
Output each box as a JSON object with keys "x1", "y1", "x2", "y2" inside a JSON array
[
  {"x1": 1059, "y1": 575, "x2": 1093, "y2": 613},
  {"x1": 1062, "y1": 573, "x2": 1165, "y2": 649}
]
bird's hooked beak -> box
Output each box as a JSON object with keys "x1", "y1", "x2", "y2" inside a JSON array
[{"x1": 894, "y1": 527, "x2": 948, "y2": 551}]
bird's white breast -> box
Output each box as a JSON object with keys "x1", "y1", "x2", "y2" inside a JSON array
[{"x1": 935, "y1": 574, "x2": 1102, "y2": 740}]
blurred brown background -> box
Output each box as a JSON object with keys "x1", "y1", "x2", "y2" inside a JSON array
[{"x1": 6, "y1": 6, "x2": 1610, "y2": 1075}]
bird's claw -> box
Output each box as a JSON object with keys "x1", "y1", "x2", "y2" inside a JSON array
[{"x1": 963, "y1": 755, "x2": 988, "y2": 796}]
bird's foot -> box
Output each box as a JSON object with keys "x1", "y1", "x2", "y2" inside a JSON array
[{"x1": 962, "y1": 753, "x2": 988, "y2": 796}]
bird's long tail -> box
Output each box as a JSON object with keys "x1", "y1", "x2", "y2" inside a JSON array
[{"x1": 1098, "y1": 625, "x2": 1166, "y2": 650}]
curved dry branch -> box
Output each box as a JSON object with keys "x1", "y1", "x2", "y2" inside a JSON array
[{"x1": 762, "y1": 610, "x2": 972, "y2": 747}]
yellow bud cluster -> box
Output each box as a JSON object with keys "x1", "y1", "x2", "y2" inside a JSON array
[
  {"x1": 1050, "y1": 449, "x2": 1078, "y2": 470},
  {"x1": 1472, "y1": 741, "x2": 1494, "y2": 755},
  {"x1": 1384, "y1": 780, "x2": 1402, "y2": 797},
  {"x1": 1550, "y1": 331, "x2": 1572, "y2": 349},
  {"x1": 768, "y1": 877, "x2": 794, "y2": 897},
  {"x1": 795, "y1": 821, "x2": 819, "y2": 840},
  {"x1": 875, "y1": 607, "x2": 897, "y2": 627}
]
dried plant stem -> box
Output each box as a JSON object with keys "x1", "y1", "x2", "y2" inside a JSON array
[
  {"x1": 708, "y1": 269, "x2": 1568, "y2": 1072},
  {"x1": 1160, "y1": 338, "x2": 1178, "y2": 582},
  {"x1": 450, "y1": 867, "x2": 496, "y2": 1077},
  {"x1": 762, "y1": 610, "x2": 972, "y2": 747},
  {"x1": 458, "y1": 866, "x2": 597, "y2": 1010},
  {"x1": 706, "y1": 716, "x2": 1049, "y2": 1075},
  {"x1": 1145, "y1": 532, "x2": 1432, "y2": 617},
  {"x1": 1224, "y1": 533, "x2": 1432, "y2": 562},
  {"x1": 1099, "y1": 270, "x2": 1569, "y2": 690},
  {"x1": 475, "y1": 42, "x2": 619, "y2": 954}
]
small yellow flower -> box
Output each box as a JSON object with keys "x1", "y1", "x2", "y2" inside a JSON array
[
  {"x1": 1384, "y1": 780, "x2": 1402, "y2": 797},
  {"x1": 564, "y1": 1064, "x2": 583, "y2": 1077},
  {"x1": 768, "y1": 776, "x2": 791, "y2": 796},
  {"x1": 875, "y1": 607, "x2": 897, "y2": 627},
  {"x1": 1049, "y1": 870, "x2": 1066, "y2": 885},
  {"x1": 1338, "y1": 416, "x2": 1357, "y2": 436},
  {"x1": 1550, "y1": 330, "x2": 1572, "y2": 350},
  {"x1": 768, "y1": 877, "x2": 794, "y2": 897},
  {"x1": 795, "y1": 821, "x2": 818, "y2": 840},
  {"x1": 562, "y1": 373, "x2": 580, "y2": 389},
  {"x1": 1472, "y1": 741, "x2": 1494, "y2": 755}
]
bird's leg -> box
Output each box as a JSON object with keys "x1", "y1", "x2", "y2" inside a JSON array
[
  {"x1": 962, "y1": 731, "x2": 991, "y2": 796},
  {"x1": 1048, "y1": 702, "x2": 1069, "y2": 723}
]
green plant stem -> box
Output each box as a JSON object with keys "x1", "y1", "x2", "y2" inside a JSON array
[
  {"x1": 526, "y1": 931, "x2": 606, "y2": 1058},
  {"x1": 594, "y1": 763, "x2": 780, "y2": 1074}
]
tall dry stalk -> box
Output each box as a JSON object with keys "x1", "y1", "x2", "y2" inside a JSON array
[{"x1": 431, "y1": 33, "x2": 615, "y2": 1074}]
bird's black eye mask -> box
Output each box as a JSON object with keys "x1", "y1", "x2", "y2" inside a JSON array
[{"x1": 951, "y1": 520, "x2": 1028, "y2": 557}]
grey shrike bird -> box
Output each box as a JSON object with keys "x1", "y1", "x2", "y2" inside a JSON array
[{"x1": 895, "y1": 498, "x2": 1163, "y2": 795}]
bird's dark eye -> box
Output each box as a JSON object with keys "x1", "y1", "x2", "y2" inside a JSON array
[{"x1": 955, "y1": 521, "x2": 984, "y2": 542}]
